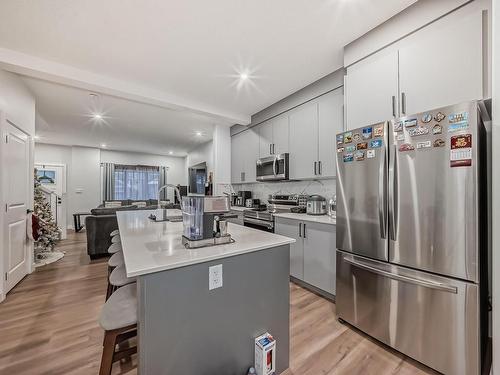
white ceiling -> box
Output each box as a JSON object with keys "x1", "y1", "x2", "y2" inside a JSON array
[
  {"x1": 24, "y1": 77, "x2": 214, "y2": 156},
  {"x1": 0, "y1": 0, "x2": 417, "y2": 154}
]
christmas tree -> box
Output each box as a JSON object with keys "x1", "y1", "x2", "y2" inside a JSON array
[{"x1": 33, "y1": 169, "x2": 61, "y2": 260}]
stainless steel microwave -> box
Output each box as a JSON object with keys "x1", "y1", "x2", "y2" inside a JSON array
[{"x1": 256, "y1": 153, "x2": 289, "y2": 182}]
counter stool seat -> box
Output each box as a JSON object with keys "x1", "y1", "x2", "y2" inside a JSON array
[
  {"x1": 99, "y1": 284, "x2": 137, "y2": 375},
  {"x1": 109, "y1": 265, "x2": 136, "y2": 288},
  {"x1": 110, "y1": 229, "x2": 120, "y2": 237},
  {"x1": 111, "y1": 235, "x2": 121, "y2": 244},
  {"x1": 108, "y1": 243, "x2": 122, "y2": 254},
  {"x1": 108, "y1": 252, "x2": 124, "y2": 268}
]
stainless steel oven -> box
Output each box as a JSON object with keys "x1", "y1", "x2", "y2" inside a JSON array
[
  {"x1": 256, "y1": 153, "x2": 289, "y2": 182},
  {"x1": 243, "y1": 210, "x2": 274, "y2": 233}
]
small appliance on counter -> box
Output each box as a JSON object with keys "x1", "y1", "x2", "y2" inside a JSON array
[
  {"x1": 306, "y1": 195, "x2": 327, "y2": 215},
  {"x1": 181, "y1": 196, "x2": 235, "y2": 249},
  {"x1": 236, "y1": 191, "x2": 252, "y2": 206},
  {"x1": 328, "y1": 195, "x2": 337, "y2": 218},
  {"x1": 246, "y1": 198, "x2": 261, "y2": 208}
]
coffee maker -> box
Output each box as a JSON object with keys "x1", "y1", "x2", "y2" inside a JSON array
[
  {"x1": 236, "y1": 191, "x2": 252, "y2": 206},
  {"x1": 181, "y1": 196, "x2": 234, "y2": 249}
]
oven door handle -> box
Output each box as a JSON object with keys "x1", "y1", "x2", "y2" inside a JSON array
[
  {"x1": 244, "y1": 217, "x2": 274, "y2": 230},
  {"x1": 273, "y1": 156, "x2": 277, "y2": 176}
]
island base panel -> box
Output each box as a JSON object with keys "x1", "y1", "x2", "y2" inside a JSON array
[{"x1": 137, "y1": 244, "x2": 290, "y2": 375}]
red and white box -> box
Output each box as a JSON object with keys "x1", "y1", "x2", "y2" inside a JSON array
[{"x1": 254, "y1": 332, "x2": 276, "y2": 375}]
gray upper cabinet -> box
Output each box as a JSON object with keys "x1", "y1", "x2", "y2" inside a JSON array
[
  {"x1": 398, "y1": 3, "x2": 484, "y2": 116},
  {"x1": 231, "y1": 128, "x2": 259, "y2": 183},
  {"x1": 318, "y1": 89, "x2": 344, "y2": 178},
  {"x1": 257, "y1": 120, "x2": 273, "y2": 158},
  {"x1": 272, "y1": 114, "x2": 289, "y2": 155},
  {"x1": 345, "y1": 1, "x2": 488, "y2": 128},
  {"x1": 289, "y1": 101, "x2": 318, "y2": 180},
  {"x1": 345, "y1": 48, "x2": 399, "y2": 130}
]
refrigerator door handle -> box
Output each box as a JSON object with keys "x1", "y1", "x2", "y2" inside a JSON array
[
  {"x1": 389, "y1": 144, "x2": 398, "y2": 240},
  {"x1": 344, "y1": 257, "x2": 458, "y2": 294},
  {"x1": 378, "y1": 146, "x2": 387, "y2": 239}
]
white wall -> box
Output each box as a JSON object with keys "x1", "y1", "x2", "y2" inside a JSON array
[
  {"x1": 491, "y1": 0, "x2": 499, "y2": 373},
  {"x1": 0, "y1": 70, "x2": 36, "y2": 301},
  {"x1": 35, "y1": 143, "x2": 187, "y2": 226},
  {"x1": 186, "y1": 140, "x2": 213, "y2": 172},
  {"x1": 213, "y1": 125, "x2": 231, "y2": 195}
]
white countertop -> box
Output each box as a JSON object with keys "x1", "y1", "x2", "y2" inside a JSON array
[
  {"x1": 117, "y1": 209, "x2": 295, "y2": 277},
  {"x1": 230, "y1": 206, "x2": 247, "y2": 212},
  {"x1": 274, "y1": 212, "x2": 336, "y2": 225}
]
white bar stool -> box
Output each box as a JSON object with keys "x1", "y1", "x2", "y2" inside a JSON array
[
  {"x1": 99, "y1": 283, "x2": 137, "y2": 375},
  {"x1": 110, "y1": 229, "x2": 120, "y2": 237},
  {"x1": 108, "y1": 243, "x2": 122, "y2": 255},
  {"x1": 111, "y1": 235, "x2": 121, "y2": 244},
  {"x1": 106, "y1": 265, "x2": 136, "y2": 300}
]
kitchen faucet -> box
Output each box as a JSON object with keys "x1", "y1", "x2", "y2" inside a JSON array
[{"x1": 157, "y1": 184, "x2": 182, "y2": 210}]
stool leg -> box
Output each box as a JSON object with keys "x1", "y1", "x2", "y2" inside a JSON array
[{"x1": 100, "y1": 330, "x2": 118, "y2": 375}]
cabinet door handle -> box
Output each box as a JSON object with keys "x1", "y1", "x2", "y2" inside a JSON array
[
  {"x1": 318, "y1": 161, "x2": 322, "y2": 175},
  {"x1": 314, "y1": 161, "x2": 317, "y2": 175},
  {"x1": 269, "y1": 144, "x2": 272, "y2": 155},
  {"x1": 298, "y1": 223, "x2": 302, "y2": 237},
  {"x1": 272, "y1": 144, "x2": 275, "y2": 155},
  {"x1": 401, "y1": 92, "x2": 406, "y2": 115},
  {"x1": 303, "y1": 223, "x2": 306, "y2": 238},
  {"x1": 391, "y1": 96, "x2": 396, "y2": 117}
]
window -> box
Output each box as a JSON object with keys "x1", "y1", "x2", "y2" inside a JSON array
[{"x1": 114, "y1": 165, "x2": 160, "y2": 200}]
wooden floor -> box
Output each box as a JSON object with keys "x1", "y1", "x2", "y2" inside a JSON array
[{"x1": 0, "y1": 231, "x2": 436, "y2": 375}]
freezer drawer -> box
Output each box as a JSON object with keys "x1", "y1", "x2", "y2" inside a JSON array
[{"x1": 336, "y1": 251, "x2": 480, "y2": 375}]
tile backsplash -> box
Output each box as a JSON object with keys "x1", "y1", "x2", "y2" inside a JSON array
[{"x1": 232, "y1": 178, "x2": 336, "y2": 203}]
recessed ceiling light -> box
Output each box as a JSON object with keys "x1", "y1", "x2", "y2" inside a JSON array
[
  {"x1": 34, "y1": 135, "x2": 40, "y2": 140},
  {"x1": 196, "y1": 131, "x2": 202, "y2": 136},
  {"x1": 101, "y1": 143, "x2": 107, "y2": 148},
  {"x1": 169, "y1": 151, "x2": 173, "y2": 155},
  {"x1": 240, "y1": 72, "x2": 249, "y2": 80},
  {"x1": 93, "y1": 113, "x2": 103, "y2": 120}
]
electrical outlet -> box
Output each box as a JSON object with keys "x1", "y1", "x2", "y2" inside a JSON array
[{"x1": 209, "y1": 264, "x2": 223, "y2": 290}]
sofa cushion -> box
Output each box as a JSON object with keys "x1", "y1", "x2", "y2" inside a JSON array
[{"x1": 91, "y1": 205, "x2": 138, "y2": 216}]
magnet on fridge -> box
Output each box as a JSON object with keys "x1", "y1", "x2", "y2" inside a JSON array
[
  {"x1": 407, "y1": 127, "x2": 429, "y2": 137},
  {"x1": 344, "y1": 132, "x2": 352, "y2": 143},
  {"x1": 374, "y1": 125, "x2": 384, "y2": 137},
  {"x1": 369, "y1": 139, "x2": 383, "y2": 148},
  {"x1": 362, "y1": 127, "x2": 373, "y2": 139},
  {"x1": 394, "y1": 122, "x2": 403, "y2": 132},
  {"x1": 432, "y1": 124, "x2": 442, "y2": 135},
  {"x1": 354, "y1": 150, "x2": 365, "y2": 161},
  {"x1": 396, "y1": 133, "x2": 405, "y2": 141},
  {"x1": 450, "y1": 134, "x2": 472, "y2": 167},
  {"x1": 433, "y1": 139, "x2": 446, "y2": 147},
  {"x1": 448, "y1": 111, "x2": 468, "y2": 124},
  {"x1": 343, "y1": 153, "x2": 354, "y2": 162},
  {"x1": 434, "y1": 112, "x2": 446, "y2": 122},
  {"x1": 337, "y1": 147, "x2": 344, "y2": 153},
  {"x1": 448, "y1": 121, "x2": 469, "y2": 133},
  {"x1": 404, "y1": 119, "x2": 417, "y2": 128},
  {"x1": 336, "y1": 134, "x2": 344, "y2": 145},
  {"x1": 421, "y1": 114, "x2": 432, "y2": 123},
  {"x1": 416, "y1": 141, "x2": 431, "y2": 150},
  {"x1": 345, "y1": 145, "x2": 356, "y2": 152},
  {"x1": 353, "y1": 133, "x2": 362, "y2": 142},
  {"x1": 366, "y1": 150, "x2": 376, "y2": 159},
  {"x1": 357, "y1": 142, "x2": 368, "y2": 150},
  {"x1": 399, "y1": 143, "x2": 415, "y2": 152}
]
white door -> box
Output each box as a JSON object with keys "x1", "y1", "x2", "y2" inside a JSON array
[
  {"x1": 399, "y1": 4, "x2": 484, "y2": 115},
  {"x1": 272, "y1": 114, "x2": 289, "y2": 155},
  {"x1": 345, "y1": 47, "x2": 399, "y2": 130},
  {"x1": 256, "y1": 120, "x2": 273, "y2": 158},
  {"x1": 318, "y1": 88, "x2": 344, "y2": 177},
  {"x1": 288, "y1": 101, "x2": 318, "y2": 180},
  {"x1": 3, "y1": 120, "x2": 30, "y2": 293}
]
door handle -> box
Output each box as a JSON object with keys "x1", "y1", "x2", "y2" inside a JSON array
[
  {"x1": 270, "y1": 144, "x2": 272, "y2": 155},
  {"x1": 303, "y1": 223, "x2": 306, "y2": 238},
  {"x1": 314, "y1": 162, "x2": 317, "y2": 175},
  {"x1": 378, "y1": 140, "x2": 387, "y2": 239},
  {"x1": 401, "y1": 92, "x2": 406, "y2": 115},
  {"x1": 272, "y1": 144, "x2": 275, "y2": 154},
  {"x1": 391, "y1": 96, "x2": 396, "y2": 117},
  {"x1": 344, "y1": 257, "x2": 458, "y2": 294},
  {"x1": 298, "y1": 223, "x2": 302, "y2": 237},
  {"x1": 389, "y1": 144, "x2": 398, "y2": 240}
]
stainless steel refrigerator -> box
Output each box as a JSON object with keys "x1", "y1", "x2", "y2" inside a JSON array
[{"x1": 335, "y1": 100, "x2": 490, "y2": 375}]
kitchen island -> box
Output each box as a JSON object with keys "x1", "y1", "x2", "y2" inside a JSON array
[{"x1": 116, "y1": 209, "x2": 295, "y2": 375}]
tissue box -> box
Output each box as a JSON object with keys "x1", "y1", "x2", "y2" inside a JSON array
[{"x1": 254, "y1": 332, "x2": 276, "y2": 375}]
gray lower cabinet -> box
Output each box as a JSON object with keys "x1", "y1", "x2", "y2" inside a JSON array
[{"x1": 275, "y1": 217, "x2": 336, "y2": 295}]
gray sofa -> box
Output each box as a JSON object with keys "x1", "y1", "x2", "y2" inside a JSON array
[{"x1": 85, "y1": 200, "x2": 178, "y2": 259}]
